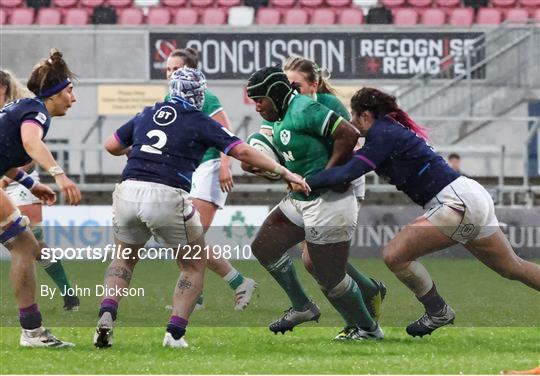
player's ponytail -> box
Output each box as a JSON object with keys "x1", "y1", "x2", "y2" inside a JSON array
[
  {"x1": 27, "y1": 49, "x2": 75, "y2": 98},
  {"x1": 351, "y1": 87, "x2": 429, "y2": 141},
  {"x1": 170, "y1": 48, "x2": 199, "y2": 69},
  {"x1": 283, "y1": 56, "x2": 336, "y2": 95}
]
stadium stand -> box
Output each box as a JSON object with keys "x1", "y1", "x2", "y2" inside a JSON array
[
  {"x1": 36, "y1": 7, "x2": 62, "y2": 25},
  {"x1": 338, "y1": 7, "x2": 364, "y2": 24},
  {"x1": 0, "y1": 9, "x2": 8, "y2": 24},
  {"x1": 394, "y1": 7, "x2": 419, "y2": 25},
  {"x1": 118, "y1": 6, "x2": 144, "y2": 24},
  {"x1": 311, "y1": 8, "x2": 336, "y2": 25},
  {"x1": 201, "y1": 7, "x2": 227, "y2": 24},
  {"x1": 64, "y1": 7, "x2": 89, "y2": 24},
  {"x1": 477, "y1": 7, "x2": 503, "y2": 24},
  {"x1": 448, "y1": 7, "x2": 474, "y2": 25},
  {"x1": 146, "y1": 6, "x2": 170, "y2": 24},
  {"x1": 10, "y1": 7, "x2": 34, "y2": 25},
  {"x1": 1, "y1": 0, "x2": 24, "y2": 6},
  {"x1": 283, "y1": 7, "x2": 308, "y2": 24},
  {"x1": 421, "y1": 8, "x2": 446, "y2": 24},
  {"x1": 256, "y1": 7, "x2": 281, "y2": 24},
  {"x1": 173, "y1": 7, "x2": 198, "y2": 24}
]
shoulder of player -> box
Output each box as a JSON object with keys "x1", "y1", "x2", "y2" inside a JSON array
[{"x1": 18, "y1": 98, "x2": 50, "y2": 124}]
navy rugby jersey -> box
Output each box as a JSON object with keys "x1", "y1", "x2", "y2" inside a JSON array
[
  {"x1": 306, "y1": 115, "x2": 460, "y2": 206},
  {"x1": 114, "y1": 96, "x2": 242, "y2": 191},
  {"x1": 0, "y1": 98, "x2": 51, "y2": 176}
]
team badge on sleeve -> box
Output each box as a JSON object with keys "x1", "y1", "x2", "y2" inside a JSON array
[{"x1": 35, "y1": 112, "x2": 47, "y2": 124}]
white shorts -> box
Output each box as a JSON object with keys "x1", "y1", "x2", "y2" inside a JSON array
[
  {"x1": 5, "y1": 171, "x2": 41, "y2": 206},
  {"x1": 277, "y1": 187, "x2": 358, "y2": 244},
  {"x1": 423, "y1": 176, "x2": 499, "y2": 244},
  {"x1": 191, "y1": 158, "x2": 228, "y2": 209},
  {"x1": 352, "y1": 176, "x2": 365, "y2": 200},
  {"x1": 112, "y1": 180, "x2": 204, "y2": 247}
]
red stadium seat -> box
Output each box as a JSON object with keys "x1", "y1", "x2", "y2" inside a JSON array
[
  {"x1": 476, "y1": 8, "x2": 502, "y2": 25},
  {"x1": 408, "y1": 0, "x2": 432, "y2": 6},
  {"x1": 270, "y1": 0, "x2": 296, "y2": 8},
  {"x1": 394, "y1": 8, "x2": 418, "y2": 25},
  {"x1": 217, "y1": 0, "x2": 241, "y2": 6},
  {"x1": 201, "y1": 7, "x2": 227, "y2": 25},
  {"x1": 0, "y1": 0, "x2": 23, "y2": 7},
  {"x1": 283, "y1": 8, "x2": 308, "y2": 24},
  {"x1": 449, "y1": 7, "x2": 473, "y2": 26},
  {"x1": 119, "y1": 7, "x2": 143, "y2": 24},
  {"x1": 53, "y1": 0, "x2": 78, "y2": 7},
  {"x1": 174, "y1": 8, "x2": 198, "y2": 24},
  {"x1": 491, "y1": 0, "x2": 517, "y2": 6},
  {"x1": 534, "y1": 8, "x2": 540, "y2": 22},
  {"x1": 311, "y1": 8, "x2": 335, "y2": 24},
  {"x1": 504, "y1": 8, "x2": 528, "y2": 23},
  {"x1": 519, "y1": 0, "x2": 540, "y2": 7},
  {"x1": 10, "y1": 8, "x2": 34, "y2": 25},
  {"x1": 36, "y1": 8, "x2": 61, "y2": 25},
  {"x1": 300, "y1": 0, "x2": 324, "y2": 7},
  {"x1": 338, "y1": 7, "x2": 363, "y2": 24},
  {"x1": 107, "y1": 0, "x2": 132, "y2": 7},
  {"x1": 191, "y1": 0, "x2": 214, "y2": 7},
  {"x1": 64, "y1": 8, "x2": 89, "y2": 24},
  {"x1": 147, "y1": 7, "x2": 170, "y2": 24},
  {"x1": 81, "y1": 0, "x2": 105, "y2": 7},
  {"x1": 256, "y1": 7, "x2": 280, "y2": 24},
  {"x1": 435, "y1": 0, "x2": 459, "y2": 6},
  {"x1": 161, "y1": 0, "x2": 187, "y2": 5},
  {"x1": 381, "y1": 0, "x2": 405, "y2": 8},
  {"x1": 421, "y1": 8, "x2": 445, "y2": 25},
  {"x1": 325, "y1": 0, "x2": 352, "y2": 6},
  {"x1": 0, "y1": 9, "x2": 8, "y2": 25}
]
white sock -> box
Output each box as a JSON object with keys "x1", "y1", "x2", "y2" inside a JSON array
[{"x1": 223, "y1": 269, "x2": 240, "y2": 283}]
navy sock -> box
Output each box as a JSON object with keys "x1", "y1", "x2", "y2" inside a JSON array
[
  {"x1": 19, "y1": 303, "x2": 42, "y2": 330},
  {"x1": 98, "y1": 298, "x2": 118, "y2": 321},
  {"x1": 417, "y1": 283, "x2": 446, "y2": 315},
  {"x1": 167, "y1": 315, "x2": 188, "y2": 340}
]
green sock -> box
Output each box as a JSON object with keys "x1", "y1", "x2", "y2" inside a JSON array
[
  {"x1": 264, "y1": 254, "x2": 310, "y2": 311},
  {"x1": 197, "y1": 294, "x2": 204, "y2": 305},
  {"x1": 39, "y1": 260, "x2": 72, "y2": 296},
  {"x1": 346, "y1": 262, "x2": 378, "y2": 299},
  {"x1": 223, "y1": 269, "x2": 245, "y2": 290},
  {"x1": 324, "y1": 275, "x2": 375, "y2": 329}
]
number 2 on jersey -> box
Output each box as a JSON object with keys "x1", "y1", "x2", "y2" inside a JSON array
[{"x1": 141, "y1": 129, "x2": 167, "y2": 155}]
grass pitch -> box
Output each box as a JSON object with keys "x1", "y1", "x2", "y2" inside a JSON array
[{"x1": 1, "y1": 259, "x2": 539, "y2": 374}]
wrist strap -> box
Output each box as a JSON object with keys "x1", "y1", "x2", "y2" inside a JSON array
[
  {"x1": 14, "y1": 171, "x2": 36, "y2": 190},
  {"x1": 48, "y1": 166, "x2": 64, "y2": 176}
]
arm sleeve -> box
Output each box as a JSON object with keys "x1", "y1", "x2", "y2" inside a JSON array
[
  {"x1": 329, "y1": 96, "x2": 351, "y2": 121},
  {"x1": 196, "y1": 114, "x2": 242, "y2": 154},
  {"x1": 114, "y1": 116, "x2": 137, "y2": 148},
  {"x1": 201, "y1": 90, "x2": 224, "y2": 117},
  {"x1": 297, "y1": 102, "x2": 342, "y2": 138},
  {"x1": 260, "y1": 119, "x2": 274, "y2": 131},
  {"x1": 20, "y1": 103, "x2": 49, "y2": 130},
  {"x1": 306, "y1": 156, "x2": 373, "y2": 189}
]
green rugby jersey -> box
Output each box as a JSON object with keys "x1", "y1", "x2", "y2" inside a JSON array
[
  {"x1": 165, "y1": 89, "x2": 224, "y2": 163},
  {"x1": 272, "y1": 94, "x2": 344, "y2": 201}
]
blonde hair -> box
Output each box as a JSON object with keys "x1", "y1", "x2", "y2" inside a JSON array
[
  {"x1": 283, "y1": 56, "x2": 336, "y2": 95},
  {"x1": 0, "y1": 69, "x2": 31, "y2": 105}
]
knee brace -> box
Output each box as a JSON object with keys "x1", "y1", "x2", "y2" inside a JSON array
[
  {"x1": 324, "y1": 274, "x2": 354, "y2": 299},
  {"x1": 0, "y1": 210, "x2": 30, "y2": 245}
]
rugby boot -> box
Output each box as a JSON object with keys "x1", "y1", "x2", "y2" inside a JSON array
[
  {"x1": 94, "y1": 312, "x2": 114, "y2": 348},
  {"x1": 20, "y1": 327, "x2": 74, "y2": 348},
  {"x1": 269, "y1": 301, "x2": 321, "y2": 334},
  {"x1": 406, "y1": 304, "x2": 455, "y2": 337}
]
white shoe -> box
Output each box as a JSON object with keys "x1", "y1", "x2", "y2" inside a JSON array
[
  {"x1": 163, "y1": 332, "x2": 188, "y2": 348},
  {"x1": 334, "y1": 324, "x2": 385, "y2": 340},
  {"x1": 165, "y1": 303, "x2": 204, "y2": 311},
  {"x1": 234, "y1": 277, "x2": 257, "y2": 310},
  {"x1": 94, "y1": 312, "x2": 114, "y2": 348},
  {"x1": 20, "y1": 327, "x2": 74, "y2": 348}
]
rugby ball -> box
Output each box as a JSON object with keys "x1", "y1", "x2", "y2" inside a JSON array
[{"x1": 246, "y1": 132, "x2": 285, "y2": 181}]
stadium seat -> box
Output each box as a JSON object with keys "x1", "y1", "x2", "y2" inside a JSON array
[
  {"x1": 228, "y1": 6, "x2": 254, "y2": 26},
  {"x1": 491, "y1": 0, "x2": 517, "y2": 6},
  {"x1": 174, "y1": 8, "x2": 197, "y2": 24},
  {"x1": 504, "y1": 8, "x2": 528, "y2": 23},
  {"x1": 36, "y1": 8, "x2": 61, "y2": 25},
  {"x1": 53, "y1": 0, "x2": 78, "y2": 7},
  {"x1": 161, "y1": 0, "x2": 187, "y2": 6},
  {"x1": 218, "y1": 0, "x2": 241, "y2": 6},
  {"x1": 201, "y1": 7, "x2": 227, "y2": 25},
  {"x1": 435, "y1": 0, "x2": 459, "y2": 5},
  {"x1": 283, "y1": 8, "x2": 308, "y2": 24},
  {"x1": 256, "y1": 7, "x2": 280, "y2": 24},
  {"x1": 270, "y1": 0, "x2": 296, "y2": 8},
  {"x1": 300, "y1": 0, "x2": 324, "y2": 7},
  {"x1": 107, "y1": 0, "x2": 132, "y2": 7},
  {"x1": 147, "y1": 6, "x2": 170, "y2": 25},
  {"x1": 81, "y1": 0, "x2": 105, "y2": 7},
  {"x1": 338, "y1": 7, "x2": 363, "y2": 24},
  {"x1": 448, "y1": 7, "x2": 473, "y2": 26},
  {"x1": 0, "y1": 0, "x2": 23, "y2": 7},
  {"x1": 118, "y1": 7, "x2": 144, "y2": 24},
  {"x1": 10, "y1": 8, "x2": 34, "y2": 25},
  {"x1": 408, "y1": 0, "x2": 432, "y2": 6},
  {"x1": 64, "y1": 8, "x2": 89, "y2": 24},
  {"x1": 421, "y1": 8, "x2": 445, "y2": 25},
  {"x1": 191, "y1": 0, "x2": 215, "y2": 7},
  {"x1": 476, "y1": 8, "x2": 502, "y2": 25},
  {"x1": 393, "y1": 8, "x2": 418, "y2": 25},
  {"x1": 0, "y1": 9, "x2": 8, "y2": 25},
  {"x1": 519, "y1": 0, "x2": 540, "y2": 7},
  {"x1": 311, "y1": 8, "x2": 335, "y2": 24},
  {"x1": 326, "y1": 0, "x2": 352, "y2": 6},
  {"x1": 381, "y1": 0, "x2": 405, "y2": 8}
]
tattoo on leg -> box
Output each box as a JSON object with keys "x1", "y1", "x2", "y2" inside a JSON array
[
  {"x1": 177, "y1": 277, "x2": 192, "y2": 291},
  {"x1": 106, "y1": 266, "x2": 132, "y2": 284}
]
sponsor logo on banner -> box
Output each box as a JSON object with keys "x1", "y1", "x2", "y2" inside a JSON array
[{"x1": 149, "y1": 32, "x2": 484, "y2": 80}]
